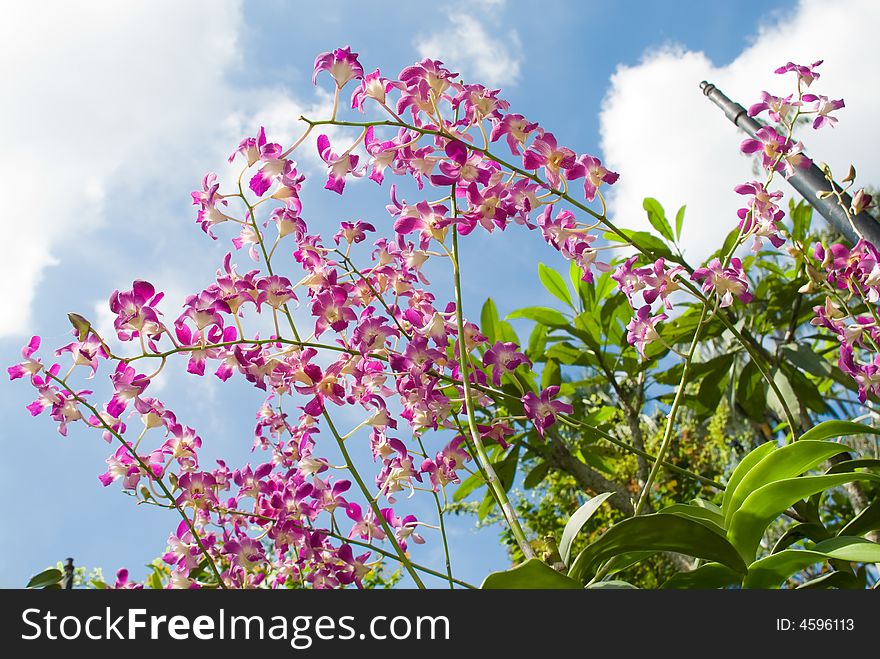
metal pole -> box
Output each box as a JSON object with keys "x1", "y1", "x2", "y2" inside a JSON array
[
  {"x1": 699, "y1": 81, "x2": 880, "y2": 246},
  {"x1": 63, "y1": 557, "x2": 74, "y2": 589}
]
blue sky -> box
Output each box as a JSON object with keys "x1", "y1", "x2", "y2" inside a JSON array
[{"x1": 3, "y1": 0, "x2": 877, "y2": 588}]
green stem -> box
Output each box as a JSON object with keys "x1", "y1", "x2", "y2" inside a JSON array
[
  {"x1": 322, "y1": 413, "x2": 427, "y2": 588},
  {"x1": 418, "y1": 436, "x2": 455, "y2": 588},
  {"x1": 634, "y1": 306, "x2": 708, "y2": 516},
  {"x1": 450, "y1": 223, "x2": 535, "y2": 559}
]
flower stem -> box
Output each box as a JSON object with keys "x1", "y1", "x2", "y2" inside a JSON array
[
  {"x1": 634, "y1": 305, "x2": 708, "y2": 516},
  {"x1": 450, "y1": 223, "x2": 535, "y2": 560}
]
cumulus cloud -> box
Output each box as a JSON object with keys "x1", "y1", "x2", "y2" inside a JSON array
[
  {"x1": 415, "y1": 3, "x2": 523, "y2": 87},
  {"x1": 0, "y1": 0, "x2": 341, "y2": 340},
  {"x1": 599, "y1": 0, "x2": 880, "y2": 264}
]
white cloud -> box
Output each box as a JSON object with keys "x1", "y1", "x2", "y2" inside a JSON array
[
  {"x1": 415, "y1": 5, "x2": 522, "y2": 87},
  {"x1": 0, "y1": 0, "x2": 339, "y2": 340},
  {"x1": 599, "y1": 0, "x2": 880, "y2": 264}
]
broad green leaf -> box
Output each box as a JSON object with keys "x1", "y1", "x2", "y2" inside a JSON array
[
  {"x1": 790, "y1": 200, "x2": 813, "y2": 243},
  {"x1": 660, "y1": 562, "x2": 741, "y2": 590},
  {"x1": 480, "y1": 298, "x2": 499, "y2": 344},
  {"x1": 523, "y1": 462, "x2": 551, "y2": 490},
  {"x1": 724, "y1": 441, "x2": 849, "y2": 526},
  {"x1": 27, "y1": 568, "x2": 63, "y2": 589},
  {"x1": 721, "y1": 441, "x2": 777, "y2": 519},
  {"x1": 735, "y1": 360, "x2": 767, "y2": 421},
  {"x1": 839, "y1": 500, "x2": 880, "y2": 538},
  {"x1": 744, "y1": 536, "x2": 880, "y2": 588},
  {"x1": 559, "y1": 492, "x2": 614, "y2": 566},
  {"x1": 766, "y1": 368, "x2": 801, "y2": 425},
  {"x1": 541, "y1": 359, "x2": 561, "y2": 388},
  {"x1": 603, "y1": 229, "x2": 675, "y2": 261},
  {"x1": 568, "y1": 514, "x2": 747, "y2": 584},
  {"x1": 643, "y1": 197, "x2": 674, "y2": 242},
  {"x1": 495, "y1": 320, "x2": 520, "y2": 345},
  {"x1": 659, "y1": 504, "x2": 725, "y2": 536},
  {"x1": 674, "y1": 205, "x2": 686, "y2": 241},
  {"x1": 453, "y1": 471, "x2": 486, "y2": 502},
  {"x1": 571, "y1": 259, "x2": 592, "y2": 309},
  {"x1": 795, "y1": 571, "x2": 862, "y2": 589},
  {"x1": 538, "y1": 263, "x2": 574, "y2": 308},
  {"x1": 770, "y1": 522, "x2": 830, "y2": 554},
  {"x1": 782, "y1": 344, "x2": 832, "y2": 379},
  {"x1": 695, "y1": 353, "x2": 735, "y2": 413},
  {"x1": 526, "y1": 323, "x2": 547, "y2": 361},
  {"x1": 506, "y1": 307, "x2": 569, "y2": 328},
  {"x1": 727, "y1": 473, "x2": 880, "y2": 562},
  {"x1": 586, "y1": 580, "x2": 638, "y2": 589},
  {"x1": 799, "y1": 420, "x2": 880, "y2": 443},
  {"x1": 482, "y1": 558, "x2": 582, "y2": 589},
  {"x1": 826, "y1": 458, "x2": 880, "y2": 475}
]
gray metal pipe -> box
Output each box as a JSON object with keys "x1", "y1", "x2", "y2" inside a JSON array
[{"x1": 699, "y1": 81, "x2": 880, "y2": 246}]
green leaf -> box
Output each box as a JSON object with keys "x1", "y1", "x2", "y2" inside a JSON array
[
  {"x1": 727, "y1": 473, "x2": 880, "y2": 562},
  {"x1": 721, "y1": 441, "x2": 777, "y2": 519},
  {"x1": 586, "y1": 580, "x2": 638, "y2": 589},
  {"x1": 523, "y1": 462, "x2": 551, "y2": 490},
  {"x1": 782, "y1": 344, "x2": 832, "y2": 379},
  {"x1": 735, "y1": 360, "x2": 767, "y2": 421},
  {"x1": 675, "y1": 205, "x2": 686, "y2": 241},
  {"x1": 744, "y1": 537, "x2": 880, "y2": 588},
  {"x1": 661, "y1": 563, "x2": 741, "y2": 589},
  {"x1": 643, "y1": 197, "x2": 674, "y2": 242},
  {"x1": 766, "y1": 368, "x2": 801, "y2": 424},
  {"x1": 27, "y1": 568, "x2": 63, "y2": 589},
  {"x1": 826, "y1": 458, "x2": 880, "y2": 475},
  {"x1": 695, "y1": 353, "x2": 735, "y2": 413},
  {"x1": 770, "y1": 522, "x2": 830, "y2": 554},
  {"x1": 453, "y1": 471, "x2": 486, "y2": 502},
  {"x1": 482, "y1": 558, "x2": 582, "y2": 589},
  {"x1": 839, "y1": 500, "x2": 880, "y2": 538},
  {"x1": 506, "y1": 307, "x2": 569, "y2": 328},
  {"x1": 567, "y1": 514, "x2": 747, "y2": 584},
  {"x1": 526, "y1": 323, "x2": 547, "y2": 361},
  {"x1": 724, "y1": 440, "x2": 849, "y2": 526},
  {"x1": 538, "y1": 263, "x2": 574, "y2": 308},
  {"x1": 795, "y1": 571, "x2": 862, "y2": 589},
  {"x1": 659, "y1": 504, "x2": 726, "y2": 536},
  {"x1": 559, "y1": 492, "x2": 615, "y2": 566},
  {"x1": 799, "y1": 420, "x2": 880, "y2": 443},
  {"x1": 603, "y1": 229, "x2": 675, "y2": 261},
  {"x1": 495, "y1": 320, "x2": 520, "y2": 345},
  {"x1": 480, "y1": 298, "x2": 499, "y2": 344},
  {"x1": 541, "y1": 359, "x2": 561, "y2": 389}
]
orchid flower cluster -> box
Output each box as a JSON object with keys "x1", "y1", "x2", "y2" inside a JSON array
[
  {"x1": 610, "y1": 64, "x2": 845, "y2": 356},
  {"x1": 8, "y1": 47, "x2": 871, "y2": 589}
]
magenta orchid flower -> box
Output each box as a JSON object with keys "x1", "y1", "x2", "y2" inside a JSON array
[
  {"x1": 748, "y1": 91, "x2": 801, "y2": 123},
  {"x1": 626, "y1": 305, "x2": 668, "y2": 357},
  {"x1": 691, "y1": 257, "x2": 753, "y2": 308},
  {"x1": 8, "y1": 336, "x2": 43, "y2": 381},
  {"x1": 802, "y1": 94, "x2": 845, "y2": 129},
  {"x1": 565, "y1": 154, "x2": 619, "y2": 202},
  {"x1": 490, "y1": 113, "x2": 538, "y2": 155},
  {"x1": 522, "y1": 132, "x2": 576, "y2": 188},
  {"x1": 774, "y1": 59, "x2": 823, "y2": 87},
  {"x1": 317, "y1": 134, "x2": 362, "y2": 194},
  {"x1": 740, "y1": 126, "x2": 811, "y2": 177},
  {"x1": 313, "y1": 46, "x2": 364, "y2": 88},
  {"x1": 482, "y1": 341, "x2": 530, "y2": 386},
  {"x1": 521, "y1": 386, "x2": 573, "y2": 438}
]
